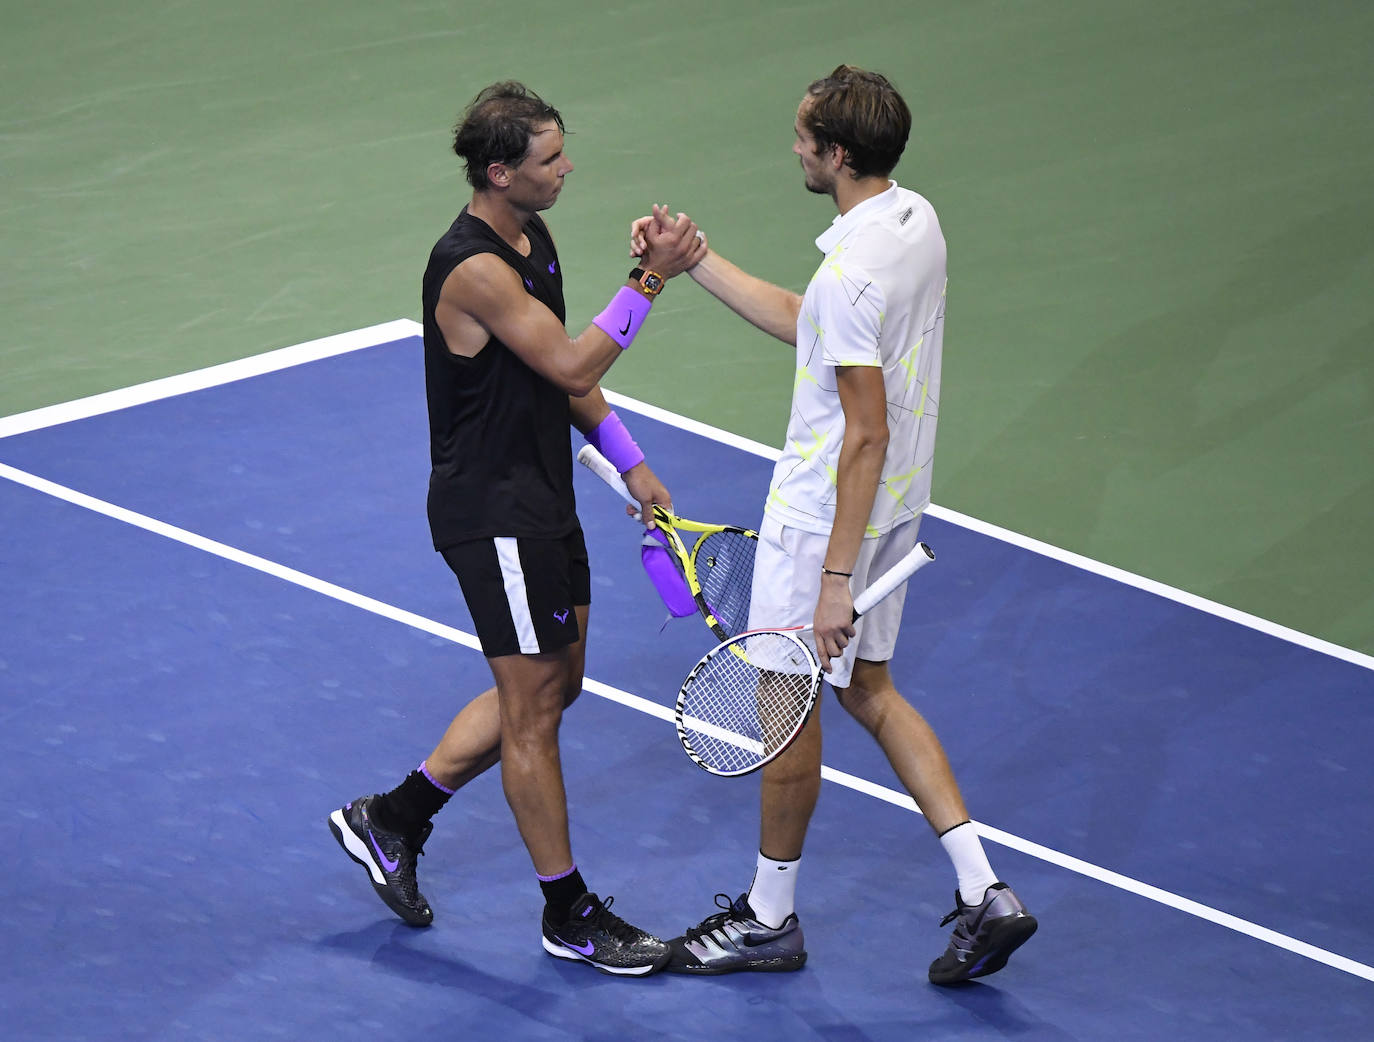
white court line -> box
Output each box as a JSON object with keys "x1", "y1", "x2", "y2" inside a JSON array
[
  {"x1": 2, "y1": 458, "x2": 1372, "y2": 985},
  {"x1": 0, "y1": 319, "x2": 419, "y2": 439},
  {"x1": 602, "y1": 389, "x2": 1374, "y2": 674},
  {"x1": 4, "y1": 317, "x2": 1362, "y2": 672}
]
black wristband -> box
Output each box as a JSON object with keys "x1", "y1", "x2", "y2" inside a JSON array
[{"x1": 821, "y1": 567, "x2": 852, "y2": 578}]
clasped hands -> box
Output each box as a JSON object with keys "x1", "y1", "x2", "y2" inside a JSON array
[{"x1": 630, "y1": 204, "x2": 708, "y2": 276}]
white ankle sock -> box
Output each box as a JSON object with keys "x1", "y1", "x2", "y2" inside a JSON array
[
  {"x1": 746, "y1": 851, "x2": 800, "y2": 928},
  {"x1": 939, "y1": 822, "x2": 999, "y2": 906}
]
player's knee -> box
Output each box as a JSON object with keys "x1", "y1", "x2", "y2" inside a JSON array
[
  {"x1": 835, "y1": 675, "x2": 872, "y2": 708},
  {"x1": 834, "y1": 683, "x2": 866, "y2": 722},
  {"x1": 503, "y1": 708, "x2": 564, "y2": 751},
  {"x1": 835, "y1": 672, "x2": 891, "y2": 729}
]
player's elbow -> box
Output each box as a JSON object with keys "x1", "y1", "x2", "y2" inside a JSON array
[
  {"x1": 546, "y1": 356, "x2": 599, "y2": 397},
  {"x1": 564, "y1": 371, "x2": 599, "y2": 398},
  {"x1": 853, "y1": 423, "x2": 889, "y2": 457}
]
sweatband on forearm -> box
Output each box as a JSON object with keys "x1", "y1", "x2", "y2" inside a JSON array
[
  {"x1": 584, "y1": 410, "x2": 644, "y2": 473},
  {"x1": 591, "y1": 285, "x2": 653, "y2": 350}
]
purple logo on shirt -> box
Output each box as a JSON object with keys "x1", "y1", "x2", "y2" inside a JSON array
[
  {"x1": 523, "y1": 276, "x2": 534, "y2": 290},
  {"x1": 553, "y1": 609, "x2": 569, "y2": 624},
  {"x1": 548, "y1": 262, "x2": 556, "y2": 274}
]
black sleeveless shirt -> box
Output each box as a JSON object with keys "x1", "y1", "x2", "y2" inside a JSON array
[{"x1": 422, "y1": 208, "x2": 574, "y2": 549}]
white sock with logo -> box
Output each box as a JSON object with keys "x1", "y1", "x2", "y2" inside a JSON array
[
  {"x1": 746, "y1": 851, "x2": 800, "y2": 929},
  {"x1": 939, "y1": 821, "x2": 999, "y2": 906}
]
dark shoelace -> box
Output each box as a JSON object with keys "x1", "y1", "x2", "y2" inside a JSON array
[
  {"x1": 587, "y1": 896, "x2": 650, "y2": 946},
  {"x1": 681, "y1": 893, "x2": 741, "y2": 943}
]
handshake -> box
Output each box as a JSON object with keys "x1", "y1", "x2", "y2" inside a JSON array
[{"x1": 627, "y1": 204, "x2": 709, "y2": 281}]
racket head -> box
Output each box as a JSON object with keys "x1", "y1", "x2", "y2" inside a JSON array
[
  {"x1": 690, "y1": 527, "x2": 757, "y2": 639},
  {"x1": 652, "y1": 505, "x2": 757, "y2": 641},
  {"x1": 675, "y1": 627, "x2": 822, "y2": 777}
]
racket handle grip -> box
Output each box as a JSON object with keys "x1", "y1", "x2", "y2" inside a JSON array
[
  {"x1": 577, "y1": 443, "x2": 642, "y2": 517},
  {"x1": 852, "y1": 542, "x2": 935, "y2": 617}
]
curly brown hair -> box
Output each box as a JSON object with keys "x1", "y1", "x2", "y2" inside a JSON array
[{"x1": 452, "y1": 82, "x2": 566, "y2": 190}]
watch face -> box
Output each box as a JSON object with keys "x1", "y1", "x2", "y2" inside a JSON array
[{"x1": 644, "y1": 273, "x2": 664, "y2": 293}]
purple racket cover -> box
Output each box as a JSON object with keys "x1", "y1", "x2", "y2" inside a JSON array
[{"x1": 641, "y1": 529, "x2": 697, "y2": 617}]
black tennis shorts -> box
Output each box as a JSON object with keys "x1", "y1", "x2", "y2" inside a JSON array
[{"x1": 440, "y1": 527, "x2": 590, "y2": 658}]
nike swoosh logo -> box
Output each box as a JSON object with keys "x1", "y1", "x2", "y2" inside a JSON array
[
  {"x1": 557, "y1": 935, "x2": 595, "y2": 956},
  {"x1": 739, "y1": 922, "x2": 791, "y2": 946},
  {"x1": 368, "y1": 831, "x2": 400, "y2": 873},
  {"x1": 619, "y1": 313, "x2": 631, "y2": 336}
]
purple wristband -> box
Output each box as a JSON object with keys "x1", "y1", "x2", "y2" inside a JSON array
[
  {"x1": 591, "y1": 285, "x2": 653, "y2": 350},
  {"x1": 585, "y1": 410, "x2": 644, "y2": 472}
]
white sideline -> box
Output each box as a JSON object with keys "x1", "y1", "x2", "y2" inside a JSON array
[{"x1": 0, "y1": 319, "x2": 419, "y2": 439}]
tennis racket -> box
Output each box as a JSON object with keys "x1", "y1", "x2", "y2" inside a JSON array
[
  {"x1": 576, "y1": 443, "x2": 758, "y2": 641},
  {"x1": 675, "y1": 540, "x2": 936, "y2": 777}
]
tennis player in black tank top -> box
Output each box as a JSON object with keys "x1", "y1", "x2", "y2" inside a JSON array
[
  {"x1": 328, "y1": 81, "x2": 708, "y2": 977},
  {"x1": 423, "y1": 208, "x2": 572, "y2": 544}
]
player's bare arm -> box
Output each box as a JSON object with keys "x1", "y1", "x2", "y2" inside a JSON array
[
  {"x1": 813, "y1": 363, "x2": 889, "y2": 672},
  {"x1": 569, "y1": 388, "x2": 672, "y2": 522},
  {"x1": 685, "y1": 248, "x2": 803, "y2": 345},
  {"x1": 630, "y1": 216, "x2": 802, "y2": 344},
  {"x1": 436, "y1": 256, "x2": 619, "y2": 397},
  {"x1": 439, "y1": 208, "x2": 705, "y2": 397}
]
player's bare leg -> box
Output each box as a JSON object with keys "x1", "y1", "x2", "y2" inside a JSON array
[
  {"x1": 488, "y1": 607, "x2": 671, "y2": 975},
  {"x1": 426, "y1": 608, "x2": 586, "y2": 791},
  {"x1": 422, "y1": 687, "x2": 502, "y2": 789},
  {"x1": 835, "y1": 658, "x2": 967, "y2": 832},
  {"x1": 759, "y1": 710, "x2": 823, "y2": 861},
  {"x1": 838, "y1": 657, "x2": 1036, "y2": 983},
  {"x1": 664, "y1": 701, "x2": 817, "y2": 974},
  {"x1": 487, "y1": 648, "x2": 580, "y2": 877}
]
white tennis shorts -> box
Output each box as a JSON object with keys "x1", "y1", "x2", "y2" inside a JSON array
[{"x1": 747, "y1": 514, "x2": 922, "y2": 689}]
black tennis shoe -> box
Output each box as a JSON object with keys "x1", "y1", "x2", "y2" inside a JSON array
[
  {"x1": 666, "y1": 893, "x2": 807, "y2": 974},
  {"x1": 541, "y1": 892, "x2": 671, "y2": 976},
  {"x1": 928, "y1": 881, "x2": 1036, "y2": 985},
  {"x1": 328, "y1": 795, "x2": 433, "y2": 927}
]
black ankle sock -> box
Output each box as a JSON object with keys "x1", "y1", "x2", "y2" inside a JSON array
[
  {"x1": 371, "y1": 765, "x2": 453, "y2": 838},
  {"x1": 539, "y1": 867, "x2": 588, "y2": 923}
]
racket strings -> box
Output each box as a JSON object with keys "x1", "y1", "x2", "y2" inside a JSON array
[
  {"x1": 694, "y1": 530, "x2": 756, "y2": 637},
  {"x1": 679, "y1": 631, "x2": 816, "y2": 774}
]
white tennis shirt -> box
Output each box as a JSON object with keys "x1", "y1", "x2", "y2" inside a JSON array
[{"x1": 765, "y1": 181, "x2": 947, "y2": 537}]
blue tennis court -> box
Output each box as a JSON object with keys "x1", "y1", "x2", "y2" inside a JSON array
[{"x1": 2, "y1": 323, "x2": 1371, "y2": 1041}]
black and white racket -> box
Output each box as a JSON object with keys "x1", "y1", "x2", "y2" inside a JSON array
[{"x1": 675, "y1": 541, "x2": 936, "y2": 777}]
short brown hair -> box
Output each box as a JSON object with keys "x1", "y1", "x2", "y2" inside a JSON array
[
  {"x1": 801, "y1": 65, "x2": 911, "y2": 179},
  {"x1": 452, "y1": 82, "x2": 565, "y2": 190}
]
